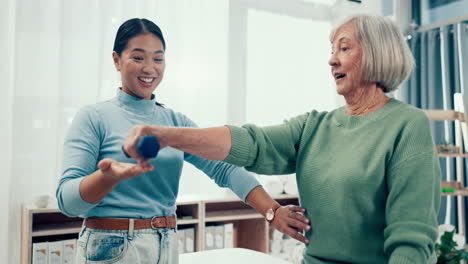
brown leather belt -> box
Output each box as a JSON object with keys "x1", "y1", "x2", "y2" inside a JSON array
[{"x1": 85, "y1": 215, "x2": 176, "y2": 230}]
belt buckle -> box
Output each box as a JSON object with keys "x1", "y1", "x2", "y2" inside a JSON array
[{"x1": 150, "y1": 216, "x2": 165, "y2": 229}]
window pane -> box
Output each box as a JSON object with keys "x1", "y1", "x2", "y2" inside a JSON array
[
  {"x1": 420, "y1": 0, "x2": 468, "y2": 25},
  {"x1": 246, "y1": 9, "x2": 338, "y2": 126}
]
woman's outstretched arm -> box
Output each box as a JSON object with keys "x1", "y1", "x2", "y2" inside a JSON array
[{"x1": 123, "y1": 125, "x2": 232, "y2": 161}]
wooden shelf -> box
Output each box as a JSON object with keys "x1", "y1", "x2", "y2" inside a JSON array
[
  {"x1": 32, "y1": 222, "x2": 82, "y2": 237},
  {"x1": 438, "y1": 153, "x2": 468, "y2": 158},
  {"x1": 205, "y1": 209, "x2": 263, "y2": 222},
  {"x1": 442, "y1": 189, "x2": 468, "y2": 196},
  {"x1": 442, "y1": 181, "x2": 468, "y2": 196},
  {"x1": 177, "y1": 218, "x2": 200, "y2": 225},
  {"x1": 424, "y1": 109, "x2": 465, "y2": 121}
]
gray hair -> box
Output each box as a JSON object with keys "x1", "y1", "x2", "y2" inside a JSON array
[{"x1": 330, "y1": 14, "x2": 415, "y2": 93}]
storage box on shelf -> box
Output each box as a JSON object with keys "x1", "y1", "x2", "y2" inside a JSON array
[{"x1": 21, "y1": 194, "x2": 299, "y2": 264}]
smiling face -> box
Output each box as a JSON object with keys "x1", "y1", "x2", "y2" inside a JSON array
[
  {"x1": 328, "y1": 22, "x2": 365, "y2": 96},
  {"x1": 112, "y1": 33, "x2": 165, "y2": 100}
]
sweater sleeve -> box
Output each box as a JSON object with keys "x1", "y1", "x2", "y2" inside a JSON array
[
  {"x1": 384, "y1": 114, "x2": 441, "y2": 264},
  {"x1": 55, "y1": 106, "x2": 102, "y2": 217},
  {"x1": 180, "y1": 115, "x2": 260, "y2": 202},
  {"x1": 224, "y1": 113, "x2": 309, "y2": 175}
]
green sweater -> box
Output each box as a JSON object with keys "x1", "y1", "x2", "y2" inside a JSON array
[{"x1": 225, "y1": 99, "x2": 441, "y2": 264}]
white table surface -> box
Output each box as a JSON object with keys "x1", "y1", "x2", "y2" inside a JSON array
[{"x1": 179, "y1": 248, "x2": 292, "y2": 264}]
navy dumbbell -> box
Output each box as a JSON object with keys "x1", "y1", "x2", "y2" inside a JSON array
[
  {"x1": 122, "y1": 135, "x2": 160, "y2": 159},
  {"x1": 136, "y1": 135, "x2": 160, "y2": 159}
]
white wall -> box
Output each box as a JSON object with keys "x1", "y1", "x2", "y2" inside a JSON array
[{"x1": 178, "y1": 0, "x2": 383, "y2": 197}]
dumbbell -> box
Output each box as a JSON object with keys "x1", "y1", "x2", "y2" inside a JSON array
[{"x1": 122, "y1": 135, "x2": 160, "y2": 159}]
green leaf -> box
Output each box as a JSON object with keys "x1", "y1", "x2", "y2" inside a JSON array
[{"x1": 436, "y1": 230, "x2": 468, "y2": 263}]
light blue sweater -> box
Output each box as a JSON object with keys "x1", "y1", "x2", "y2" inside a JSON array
[{"x1": 56, "y1": 89, "x2": 260, "y2": 218}]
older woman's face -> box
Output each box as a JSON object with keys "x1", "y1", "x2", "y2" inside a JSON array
[{"x1": 328, "y1": 23, "x2": 364, "y2": 96}]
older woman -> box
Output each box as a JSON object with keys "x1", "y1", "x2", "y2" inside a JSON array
[{"x1": 124, "y1": 14, "x2": 441, "y2": 263}]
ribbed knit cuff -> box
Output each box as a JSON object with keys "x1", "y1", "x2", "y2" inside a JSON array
[
  {"x1": 389, "y1": 246, "x2": 433, "y2": 264},
  {"x1": 223, "y1": 125, "x2": 256, "y2": 167},
  {"x1": 389, "y1": 255, "x2": 414, "y2": 264}
]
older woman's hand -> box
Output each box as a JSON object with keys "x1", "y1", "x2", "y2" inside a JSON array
[
  {"x1": 271, "y1": 205, "x2": 311, "y2": 244},
  {"x1": 123, "y1": 124, "x2": 168, "y2": 163}
]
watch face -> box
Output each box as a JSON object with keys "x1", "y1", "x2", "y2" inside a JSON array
[{"x1": 266, "y1": 208, "x2": 274, "y2": 221}]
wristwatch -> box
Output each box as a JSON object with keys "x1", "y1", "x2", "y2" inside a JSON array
[{"x1": 265, "y1": 205, "x2": 281, "y2": 223}]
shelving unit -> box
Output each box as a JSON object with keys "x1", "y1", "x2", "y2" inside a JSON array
[
  {"x1": 202, "y1": 195, "x2": 299, "y2": 253},
  {"x1": 424, "y1": 93, "x2": 468, "y2": 236},
  {"x1": 21, "y1": 194, "x2": 299, "y2": 264}
]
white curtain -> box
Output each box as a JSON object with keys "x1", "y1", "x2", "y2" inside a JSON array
[
  {"x1": 0, "y1": 0, "x2": 380, "y2": 262},
  {"x1": 0, "y1": 0, "x2": 16, "y2": 262},
  {"x1": 1, "y1": 0, "x2": 231, "y2": 262}
]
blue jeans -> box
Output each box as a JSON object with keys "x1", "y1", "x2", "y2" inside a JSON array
[{"x1": 75, "y1": 225, "x2": 178, "y2": 264}]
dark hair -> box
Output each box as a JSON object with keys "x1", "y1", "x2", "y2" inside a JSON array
[
  {"x1": 113, "y1": 18, "x2": 166, "y2": 56},
  {"x1": 114, "y1": 18, "x2": 166, "y2": 107}
]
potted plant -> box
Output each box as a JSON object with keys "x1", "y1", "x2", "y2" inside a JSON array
[{"x1": 436, "y1": 224, "x2": 468, "y2": 263}]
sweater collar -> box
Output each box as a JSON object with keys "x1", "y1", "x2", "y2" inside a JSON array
[
  {"x1": 334, "y1": 98, "x2": 401, "y2": 127},
  {"x1": 116, "y1": 88, "x2": 156, "y2": 114}
]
